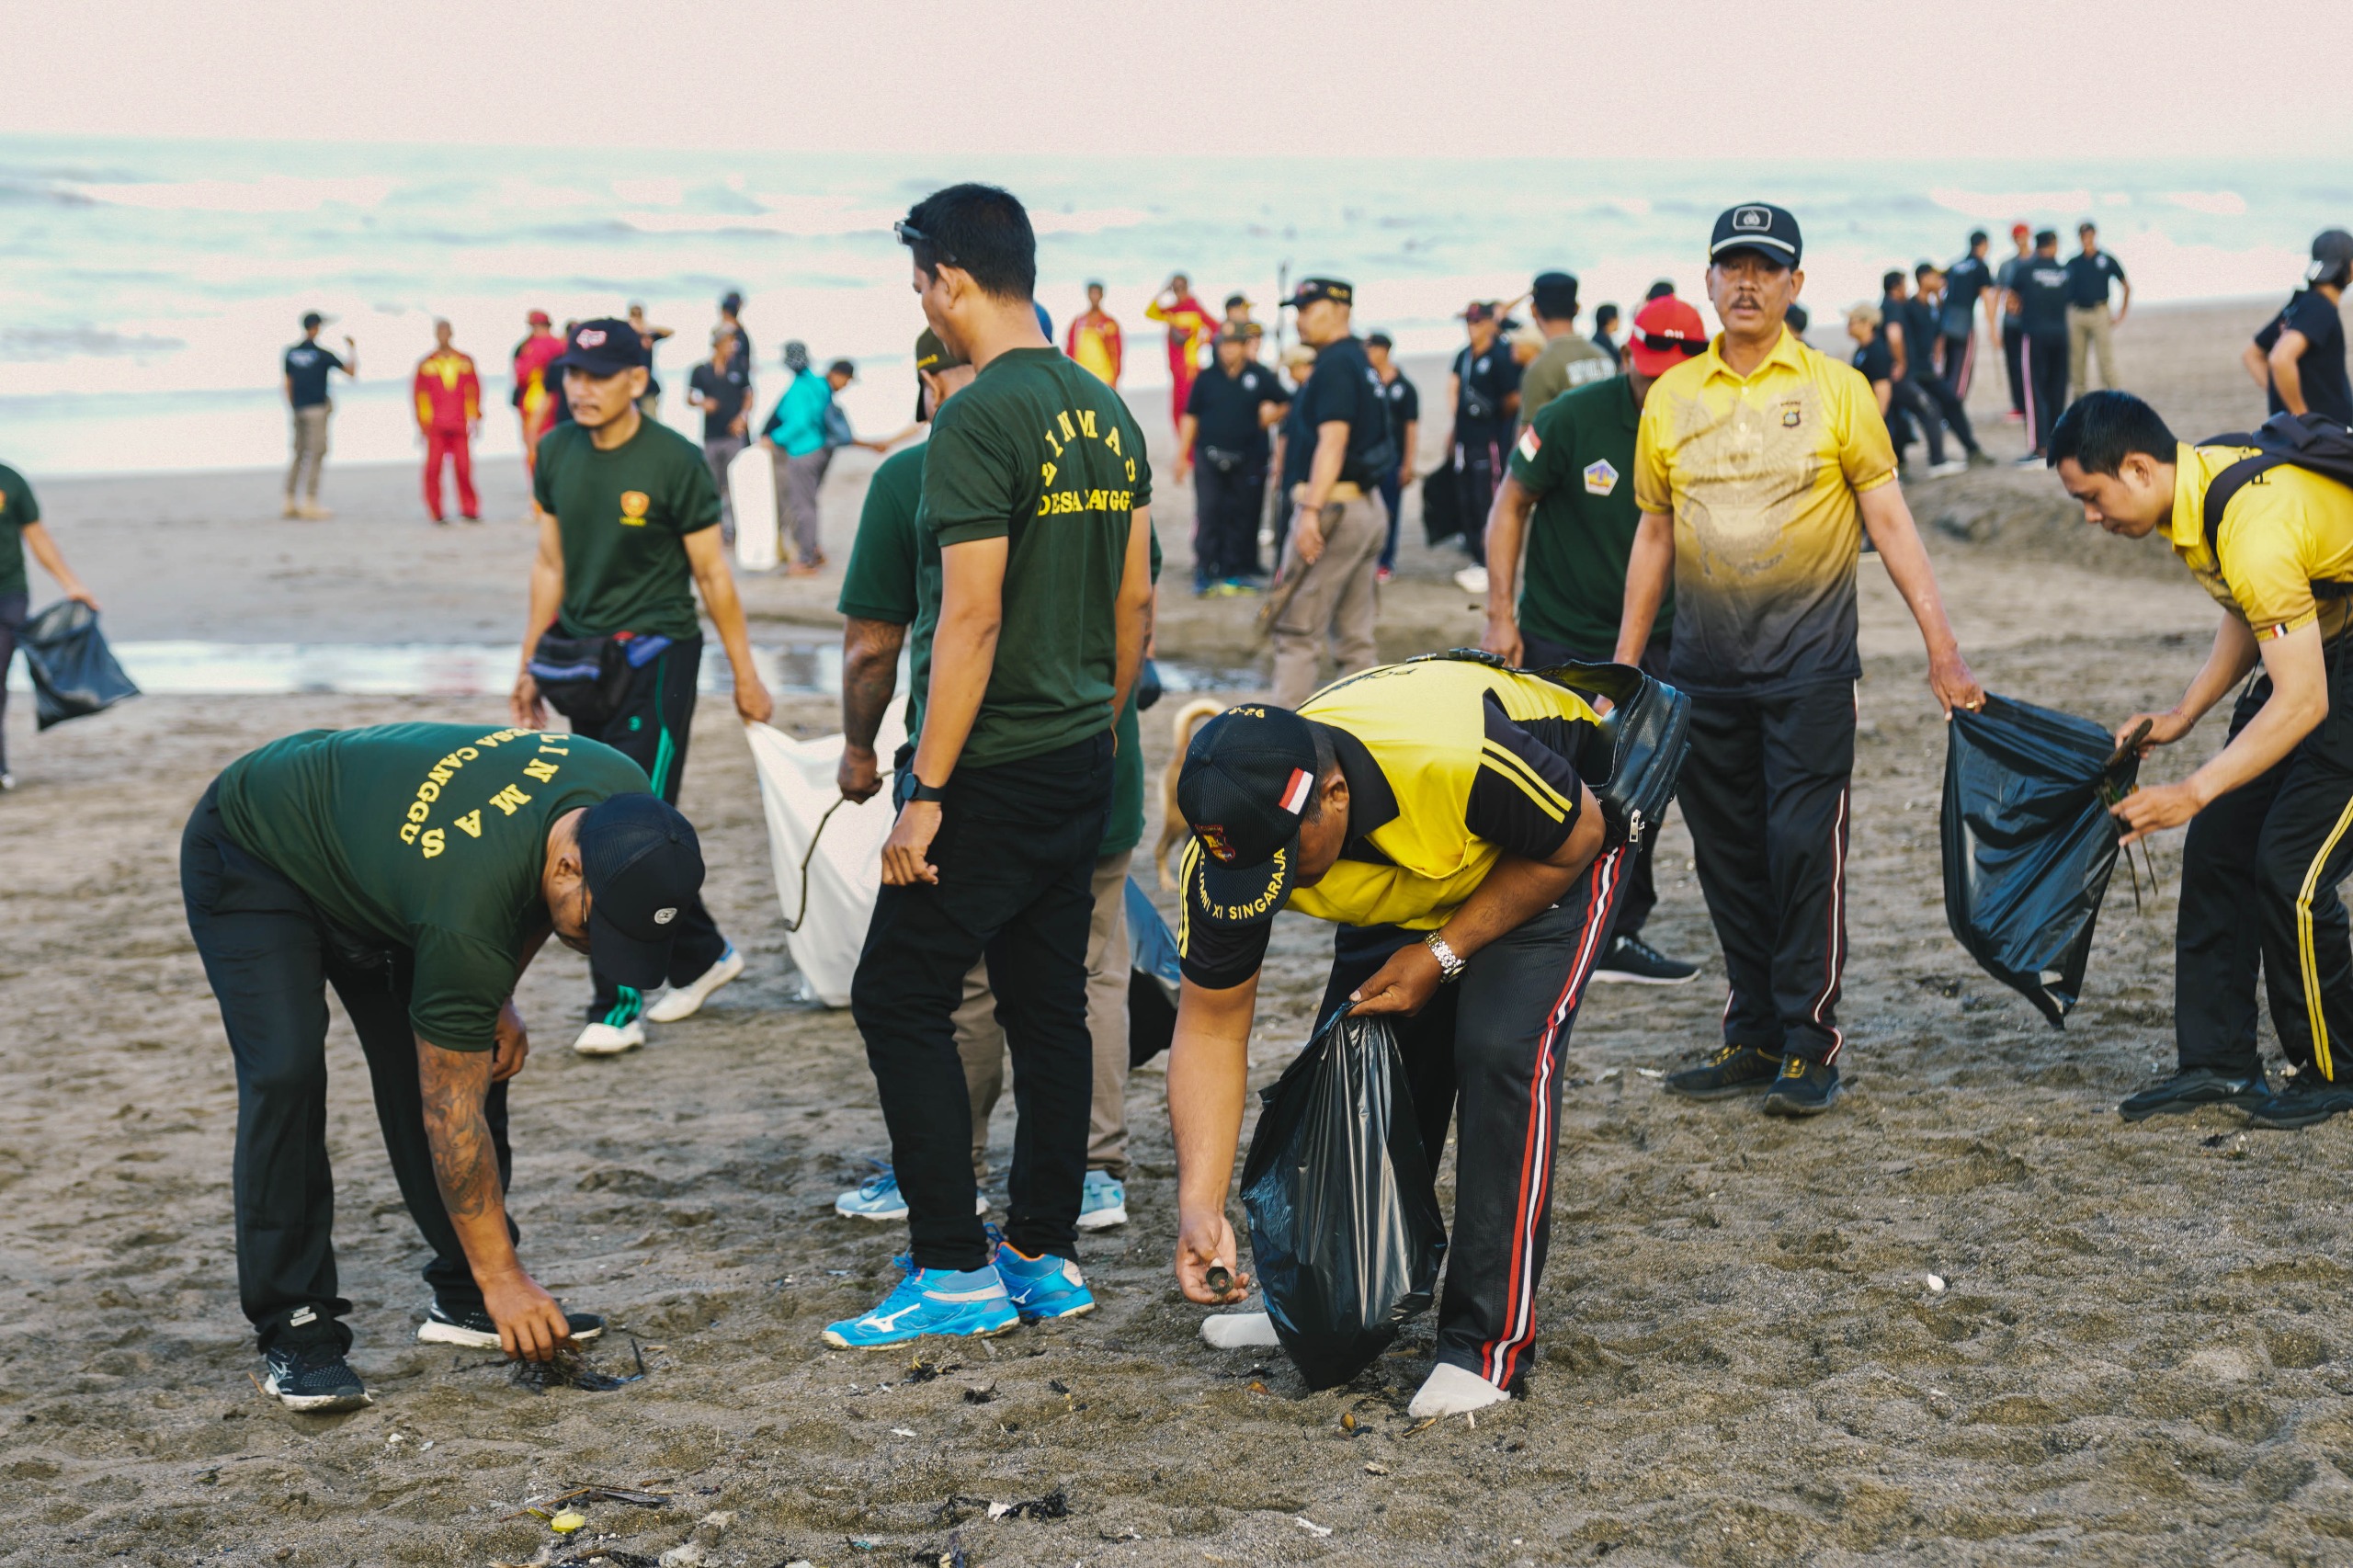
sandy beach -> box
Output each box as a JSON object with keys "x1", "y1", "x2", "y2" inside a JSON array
[{"x1": 12, "y1": 298, "x2": 2353, "y2": 1567}]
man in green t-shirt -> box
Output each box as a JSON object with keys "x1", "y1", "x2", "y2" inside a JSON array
[
  {"x1": 0, "y1": 461, "x2": 102, "y2": 791},
  {"x1": 511, "y1": 319, "x2": 776, "y2": 1056},
  {"x1": 1481, "y1": 295, "x2": 1711, "y2": 987},
  {"x1": 181, "y1": 722, "x2": 705, "y2": 1409},
  {"x1": 823, "y1": 183, "x2": 1155, "y2": 1351},
  {"x1": 835, "y1": 328, "x2": 1157, "y2": 1236}
]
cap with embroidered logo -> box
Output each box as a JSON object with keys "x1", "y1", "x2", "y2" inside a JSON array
[
  {"x1": 1176, "y1": 706, "x2": 1323, "y2": 929},
  {"x1": 1281, "y1": 277, "x2": 1354, "y2": 310},
  {"x1": 1709, "y1": 202, "x2": 1802, "y2": 267},
  {"x1": 576, "y1": 793, "x2": 706, "y2": 988},
  {"x1": 551, "y1": 317, "x2": 650, "y2": 377}
]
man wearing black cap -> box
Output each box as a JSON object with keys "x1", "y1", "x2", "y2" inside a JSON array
[
  {"x1": 1449, "y1": 301, "x2": 1523, "y2": 582},
  {"x1": 1269, "y1": 277, "x2": 1392, "y2": 709},
  {"x1": 512, "y1": 318, "x2": 774, "y2": 1056},
  {"x1": 180, "y1": 722, "x2": 704, "y2": 1409},
  {"x1": 1165, "y1": 657, "x2": 1619, "y2": 1417},
  {"x1": 1518, "y1": 271, "x2": 1610, "y2": 427},
  {"x1": 2244, "y1": 231, "x2": 2353, "y2": 427},
  {"x1": 1177, "y1": 326, "x2": 1290, "y2": 590},
  {"x1": 1617, "y1": 202, "x2": 1982, "y2": 1117},
  {"x1": 1364, "y1": 332, "x2": 1420, "y2": 576}
]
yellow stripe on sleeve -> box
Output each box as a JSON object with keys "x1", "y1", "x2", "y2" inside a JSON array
[{"x1": 1480, "y1": 741, "x2": 1571, "y2": 823}]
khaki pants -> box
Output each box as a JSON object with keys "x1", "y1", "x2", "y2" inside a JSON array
[
  {"x1": 955, "y1": 847, "x2": 1133, "y2": 1180},
  {"x1": 2067, "y1": 304, "x2": 2119, "y2": 393},
  {"x1": 287, "y1": 404, "x2": 331, "y2": 501},
  {"x1": 1271, "y1": 493, "x2": 1384, "y2": 710}
]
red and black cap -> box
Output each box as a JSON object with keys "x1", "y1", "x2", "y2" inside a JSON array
[
  {"x1": 1176, "y1": 705, "x2": 1320, "y2": 929},
  {"x1": 577, "y1": 793, "x2": 705, "y2": 989},
  {"x1": 551, "y1": 317, "x2": 650, "y2": 377}
]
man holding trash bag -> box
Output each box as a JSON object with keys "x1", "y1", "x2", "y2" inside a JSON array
[
  {"x1": 0, "y1": 460, "x2": 102, "y2": 791},
  {"x1": 2050, "y1": 391, "x2": 2353, "y2": 1129},
  {"x1": 1166, "y1": 655, "x2": 1621, "y2": 1418}
]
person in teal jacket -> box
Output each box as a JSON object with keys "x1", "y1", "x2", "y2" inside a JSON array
[{"x1": 762, "y1": 343, "x2": 882, "y2": 574}]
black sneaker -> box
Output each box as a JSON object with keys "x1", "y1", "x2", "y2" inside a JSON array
[
  {"x1": 416, "y1": 1300, "x2": 605, "y2": 1350},
  {"x1": 1664, "y1": 1044, "x2": 1783, "y2": 1099},
  {"x1": 2117, "y1": 1067, "x2": 2269, "y2": 1122},
  {"x1": 1592, "y1": 933, "x2": 1700, "y2": 986},
  {"x1": 2248, "y1": 1074, "x2": 2353, "y2": 1131},
  {"x1": 262, "y1": 1342, "x2": 371, "y2": 1413},
  {"x1": 1761, "y1": 1055, "x2": 1844, "y2": 1117}
]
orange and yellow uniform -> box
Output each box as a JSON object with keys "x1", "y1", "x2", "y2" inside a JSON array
[{"x1": 414, "y1": 348, "x2": 482, "y2": 522}]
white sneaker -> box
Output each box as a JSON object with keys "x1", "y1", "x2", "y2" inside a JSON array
[
  {"x1": 1408, "y1": 1361, "x2": 1509, "y2": 1417},
  {"x1": 1926, "y1": 459, "x2": 1969, "y2": 479},
  {"x1": 1199, "y1": 1310, "x2": 1281, "y2": 1349},
  {"x1": 644, "y1": 946, "x2": 744, "y2": 1023},
  {"x1": 573, "y1": 1017, "x2": 645, "y2": 1056},
  {"x1": 1452, "y1": 564, "x2": 1490, "y2": 595},
  {"x1": 0, "y1": 772, "x2": 14, "y2": 792}
]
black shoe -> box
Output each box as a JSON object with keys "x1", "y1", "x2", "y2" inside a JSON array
[
  {"x1": 1592, "y1": 933, "x2": 1700, "y2": 986},
  {"x1": 262, "y1": 1341, "x2": 370, "y2": 1413},
  {"x1": 416, "y1": 1300, "x2": 605, "y2": 1350},
  {"x1": 2248, "y1": 1074, "x2": 2353, "y2": 1131},
  {"x1": 2117, "y1": 1067, "x2": 2269, "y2": 1122},
  {"x1": 1664, "y1": 1043, "x2": 1783, "y2": 1099},
  {"x1": 1761, "y1": 1055, "x2": 1844, "y2": 1117}
]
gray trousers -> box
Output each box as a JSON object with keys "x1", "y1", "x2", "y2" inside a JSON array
[
  {"x1": 703, "y1": 434, "x2": 747, "y2": 540},
  {"x1": 955, "y1": 847, "x2": 1134, "y2": 1180},
  {"x1": 773, "y1": 446, "x2": 834, "y2": 564},
  {"x1": 1271, "y1": 492, "x2": 1385, "y2": 710},
  {"x1": 286, "y1": 405, "x2": 331, "y2": 501}
]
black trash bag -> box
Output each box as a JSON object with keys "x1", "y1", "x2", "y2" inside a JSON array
[
  {"x1": 1240, "y1": 1010, "x2": 1447, "y2": 1390},
  {"x1": 1419, "y1": 467, "x2": 1461, "y2": 546},
  {"x1": 1941, "y1": 694, "x2": 2136, "y2": 1028},
  {"x1": 1124, "y1": 875, "x2": 1180, "y2": 1069},
  {"x1": 20, "y1": 599, "x2": 140, "y2": 731}
]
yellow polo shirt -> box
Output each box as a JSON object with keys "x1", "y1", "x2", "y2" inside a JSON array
[
  {"x1": 1633, "y1": 325, "x2": 1898, "y2": 696},
  {"x1": 2167, "y1": 442, "x2": 2353, "y2": 641}
]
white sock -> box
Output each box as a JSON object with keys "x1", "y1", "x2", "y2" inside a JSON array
[
  {"x1": 1408, "y1": 1362, "x2": 1509, "y2": 1418},
  {"x1": 1199, "y1": 1311, "x2": 1280, "y2": 1349}
]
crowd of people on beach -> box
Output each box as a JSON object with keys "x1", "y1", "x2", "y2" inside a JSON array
[{"x1": 12, "y1": 175, "x2": 2353, "y2": 1428}]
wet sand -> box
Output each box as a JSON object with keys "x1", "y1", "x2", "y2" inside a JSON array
[{"x1": 10, "y1": 300, "x2": 2353, "y2": 1567}]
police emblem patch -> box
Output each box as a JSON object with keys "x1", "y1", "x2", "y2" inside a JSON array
[{"x1": 1583, "y1": 459, "x2": 1619, "y2": 496}]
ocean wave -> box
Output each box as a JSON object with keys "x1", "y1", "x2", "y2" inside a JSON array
[
  {"x1": 68, "y1": 175, "x2": 397, "y2": 212},
  {"x1": 0, "y1": 325, "x2": 185, "y2": 362}
]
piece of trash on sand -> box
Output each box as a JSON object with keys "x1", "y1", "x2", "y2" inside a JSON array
[
  {"x1": 891, "y1": 1426, "x2": 918, "y2": 1437},
  {"x1": 550, "y1": 1509, "x2": 586, "y2": 1532},
  {"x1": 1925, "y1": 1273, "x2": 1948, "y2": 1293},
  {"x1": 987, "y1": 1489, "x2": 1071, "y2": 1521},
  {"x1": 511, "y1": 1336, "x2": 648, "y2": 1394},
  {"x1": 1100, "y1": 1527, "x2": 1143, "y2": 1541},
  {"x1": 657, "y1": 1543, "x2": 706, "y2": 1568},
  {"x1": 1363, "y1": 1461, "x2": 1391, "y2": 1475},
  {"x1": 1636, "y1": 1067, "x2": 1665, "y2": 1079},
  {"x1": 1295, "y1": 1517, "x2": 1334, "y2": 1537},
  {"x1": 543, "y1": 1484, "x2": 675, "y2": 1509}
]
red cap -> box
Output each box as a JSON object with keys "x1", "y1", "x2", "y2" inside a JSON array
[
  {"x1": 2009, "y1": 222, "x2": 2029, "y2": 240},
  {"x1": 528, "y1": 309, "x2": 552, "y2": 326},
  {"x1": 1461, "y1": 301, "x2": 1497, "y2": 324},
  {"x1": 1627, "y1": 296, "x2": 1709, "y2": 377}
]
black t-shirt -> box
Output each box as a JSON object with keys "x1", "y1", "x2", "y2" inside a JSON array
[
  {"x1": 2256, "y1": 290, "x2": 2353, "y2": 426},
  {"x1": 1451, "y1": 341, "x2": 1522, "y2": 433},
  {"x1": 1852, "y1": 338, "x2": 1894, "y2": 384},
  {"x1": 1297, "y1": 336, "x2": 1391, "y2": 486},
  {"x1": 284, "y1": 341, "x2": 345, "y2": 408},
  {"x1": 2064, "y1": 250, "x2": 2126, "y2": 309},
  {"x1": 1378, "y1": 370, "x2": 1420, "y2": 448},
  {"x1": 688, "y1": 360, "x2": 752, "y2": 442},
  {"x1": 1185, "y1": 360, "x2": 1289, "y2": 462},
  {"x1": 1279, "y1": 395, "x2": 1318, "y2": 491},
  {"x1": 1940, "y1": 255, "x2": 1992, "y2": 334},
  {"x1": 2018, "y1": 258, "x2": 2073, "y2": 335},
  {"x1": 1901, "y1": 299, "x2": 1944, "y2": 380}
]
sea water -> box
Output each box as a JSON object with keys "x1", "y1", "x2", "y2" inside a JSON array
[{"x1": 5, "y1": 135, "x2": 2349, "y2": 477}]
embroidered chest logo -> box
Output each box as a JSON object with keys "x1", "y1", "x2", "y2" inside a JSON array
[
  {"x1": 1779, "y1": 403, "x2": 1803, "y2": 428},
  {"x1": 619, "y1": 490, "x2": 651, "y2": 527},
  {"x1": 1198, "y1": 824, "x2": 1235, "y2": 862},
  {"x1": 1583, "y1": 459, "x2": 1620, "y2": 496}
]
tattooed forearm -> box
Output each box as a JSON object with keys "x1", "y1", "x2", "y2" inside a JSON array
[
  {"x1": 418, "y1": 1040, "x2": 502, "y2": 1223},
  {"x1": 842, "y1": 617, "x2": 908, "y2": 750}
]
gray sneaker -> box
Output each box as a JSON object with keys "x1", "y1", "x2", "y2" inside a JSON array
[{"x1": 262, "y1": 1342, "x2": 370, "y2": 1413}]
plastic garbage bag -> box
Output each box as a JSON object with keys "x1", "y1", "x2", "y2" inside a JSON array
[
  {"x1": 20, "y1": 599, "x2": 140, "y2": 730},
  {"x1": 1125, "y1": 877, "x2": 1181, "y2": 1068},
  {"x1": 1941, "y1": 694, "x2": 2136, "y2": 1028},
  {"x1": 743, "y1": 713, "x2": 905, "y2": 1006},
  {"x1": 1240, "y1": 1011, "x2": 1448, "y2": 1390}
]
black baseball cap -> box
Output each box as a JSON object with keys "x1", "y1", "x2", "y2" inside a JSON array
[
  {"x1": 1176, "y1": 706, "x2": 1322, "y2": 929},
  {"x1": 577, "y1": 793, "x2": 706, "y2": 989},
  {"x1": 1710, "y1": 203, "x2": 1802, "y2": 267},
  {"x1": 552, "y1": 318, "x2": 650, "y2": 376},
  {"x1": 301, "y1": 311, "x2": 324, "y2": 331},
  {"x1": 1282, "y1": 277, "x2": 1354, "y2": 310},
  {"x1": 914, "y1": 327, "x2": 965, "y2": 420},
  {"x1": 2312, "y1": 229, "x2": 2353, "y2": 285}
]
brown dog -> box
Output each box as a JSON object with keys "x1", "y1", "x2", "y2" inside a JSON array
[{"x1": 1154, "y1": 698, "x2": 1228, "y2": 889}]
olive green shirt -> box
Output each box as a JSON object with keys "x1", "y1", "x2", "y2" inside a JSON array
[
  {"x1": 533, "y1": 418, "x2": 720, "y2": 640},
  {"x1": 0, "y1": 463, "x2": 38, "y2": 598},
  {"x1": 217, "y1": 723, "x2": 651, "y2": 1051},
  {"x1": 919, "y1": 347, "x2": 1154, "y2": 770},
  {"x1": 1518, "y1": 333, "x2": 1613, "y2": 431}
]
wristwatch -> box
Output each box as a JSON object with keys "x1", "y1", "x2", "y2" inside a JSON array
[
  {"x1": 907, "y1": 778, "x2": 949, "y2": 803},
  {"x1": 1423, "y1": 931, "x2": 1467, "y2": 984}
]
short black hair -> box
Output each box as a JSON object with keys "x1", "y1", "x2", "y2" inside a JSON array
[
  {"x1": 1644, "y1": 279, "x2": 1676, "y2": 301},
  {"x1": 301, "y1": 311, "x2": 324, "y2": 330},
  {"x1": 901, "y1": 183, "x2": 1036, "y2": 302},
  {"x1": 2034, "y1": 229, "x2": 2059, "y2": 248},
  {"x1": 2047, "y1": 390, "x2": 2177, "y2": 475},
  {"x1": 1594, "y1": 303, "x2": 1620, "y2": 329},
  {"x1": 1881, "y1": 270, "x2": 1905, "y2": 293},
  {"x1": 1915, "y1": 261, "x2": 1938, "y2": 280},
  {"x1": 1968, "y1": 229, "x2": 1988, "y2": 247},
  {"x1": 2079, "y1": 221, "x2": 2097, "y2": 234},
  {"x1": 1365, "y1": 331, "x2": 1392, "y2": 349}
]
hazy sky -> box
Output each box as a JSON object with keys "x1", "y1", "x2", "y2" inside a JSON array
[{"x1": 9, "y1": 0, "x2": 2340, "y2": 160}]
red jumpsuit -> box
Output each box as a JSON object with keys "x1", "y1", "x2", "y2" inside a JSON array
[
  {"x1": 1146, "y1": 292, "x2": 1216, "y2": 432},
  {"x1": 414, "y1": 348, "x2": 481, "y2": 521}
]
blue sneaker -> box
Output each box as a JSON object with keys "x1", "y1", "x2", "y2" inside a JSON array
[
  {"x1": 994, "y1": 1244, "x2": 1096, "y2": 1323},
  {"x1": 821, "y1": 1267, "x2": 1018, "y2": 1348},
  {"x1": 1076, "y1": 1170, "x2": 1128, "y2": 1232},
  {"x1": 835, "y1": 1162, "x2": 987, "y2": 1222}
]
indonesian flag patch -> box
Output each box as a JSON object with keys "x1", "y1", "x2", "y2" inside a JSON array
[
  {"x1": 1279, "y1": 767, "x2": 1313, "y2": 814},
  {"x1": 1516, "y1": 426, "x2": 1541, "y2": 462}
]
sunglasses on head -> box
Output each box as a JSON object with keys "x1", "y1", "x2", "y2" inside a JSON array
[
  {"x1": 1638, "y1": 331, "x2": 1705, "y2": 357},
  {"x1": 892, "y1": 220, "x2": 956, "y2": 266}
]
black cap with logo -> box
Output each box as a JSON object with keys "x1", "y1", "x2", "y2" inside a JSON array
[
  {"x1": 1709, "y1": 203, "x2": 1802, "y2": 267},
  {"x1": 576, "y1": 793, "x2": 706, "y2": 988},
  {"x1": 1176, "y1": 706, "x2": 1323, "y2": 929},
  {"x1": 1282, "y1": 277, "x2": 1355, "y2": 310},
  {"x1": 552, "y1": 317, "x2": 651, "y2": 376}
]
